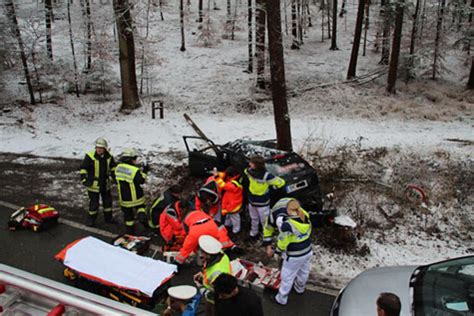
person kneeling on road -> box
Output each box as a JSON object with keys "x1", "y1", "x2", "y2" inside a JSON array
[
  {"x1": 264, "y1": 198, "x2": 313, "y2": 306},
  {"x1": 159, "y1": 199, "x2": 189, "y2": 246},
  {"x1": 193, "y1": 235, "x2": 232, "y2": 316},
  {"x1": 114, "y1": 148, "x2": 149, "y2": 235},
  {"x1": 139, "y1": 185, "x2": 183, "y2": 230}
]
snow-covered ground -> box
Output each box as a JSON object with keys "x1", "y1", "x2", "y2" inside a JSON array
[{"x1": 0, "y1": 0, "x2": 472, "y2": 290}]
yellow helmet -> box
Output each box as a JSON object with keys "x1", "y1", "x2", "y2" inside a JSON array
[
  {"x1": 95, "y1": 137, "x2": 108, "y2": 148},
  {"x1": 121, "y1": 148, "x2": 138, "y2": 158}
]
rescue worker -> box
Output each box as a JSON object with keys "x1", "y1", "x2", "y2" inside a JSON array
[
  {"x1": 160, "y1": 285, "x2": 199, "y2": 316},
  {"x1": 264, "y1": 198, "x2": 313, "y2": 306},
  {"x1": 175, "y1": 208, "x2": 233, "y2": 264},
  {"x1": 195, "y1": 170, "x2": 225, "y2": 219},
  {"x1": 141, "y1": 185, "x2": 183, "y2": 230},
  {"x1": 193, "y1": 235, "x2": 232, "y2": 316},
  {"x1": 221, "y1": 167, "x2": 243, "y2": 235},
  {"x1": 80, "y1": 137, "x2": 116, "y2": 227},
  {"x1": 159, "y1": 199, "x2": 189, "y2": 245},
  {"x1": 114, "y1": 148, "x2": 149, "y2": 235},
  {"x1": 244, "y1": 155, "x2": 285, "y2": 241}
]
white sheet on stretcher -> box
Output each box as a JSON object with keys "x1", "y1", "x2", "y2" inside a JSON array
[{"x1": 63, "y1": 236, "x2": 177, "y2": 297}]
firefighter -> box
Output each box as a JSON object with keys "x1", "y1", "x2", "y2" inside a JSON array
[
  {"x1": 264, "y1": 198, "x2": 313, "y2": 306},
  {"x1": 195, "y1": 171, "x2": 225, "y2": 219},
  {"x1": 221, "y1": 166, "x2": 243, "y2": 235},
  {"x1": 141, "y1": 185, "x2": 183, "y2": 230},
  {"x1": 193, "y1": 235, "x2": 232, "y2": 316},
  {"x1": 244, "y1": 156, "x2": 285, "y2": 241},
  {"x1": 80, "y1": 137, "x2": 116, "y2": 227},
  {"x1": 159, "y1": 199, "x2": 189, "y2": 245},
  {"x1": 175, "y1": 208, "x2": 232, "y2": 264},
  {"x1": 114, "y1": 148, "x2": 149, "y2": 235}
]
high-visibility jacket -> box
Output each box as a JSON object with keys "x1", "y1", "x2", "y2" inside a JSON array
[
  {"x1": 244, "y1": 168, "x2": 285, "y2": 206},
  {"x1": 175, "y1": 210, "x2": 221, "y2": 264},
  {"x1": 276, "y1": 209, "x2": 312, "y2": 258},
  {"x1": 221, "y1": 177, "x2": 243, "y2": 216},
  {"x1": 159, "y1": 201, "x2": 187, "y2": 244},
  {"x1": 203, "y1": 252, "x2": 232, "y2": 289},
  {"x1": 149, "y1": 189, "x2": 179, "y2": 228},
  {"x1": 80, "y1": 150, "x2": 115, "y2": 193},
  {"x1": 114, "y1": 162, "x2": 147, "y2": 208},
  {"x1": 195, "y1": 175, "x2": 225, "y2": 217},
  {"x1": 217, "y1": 223, "x2": 235, "y2": 249},
  {"x1": 263, "y1": 197, "x2": 296, "y2": 245}
]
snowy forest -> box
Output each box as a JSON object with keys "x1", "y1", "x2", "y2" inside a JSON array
[{"x1": 1, "y1": 0, "x2": 473, "y2": 291}]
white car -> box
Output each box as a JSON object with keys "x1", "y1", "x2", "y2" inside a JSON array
[{"x1": 331, "y1": 255, "x2": 474, "y2": 316}]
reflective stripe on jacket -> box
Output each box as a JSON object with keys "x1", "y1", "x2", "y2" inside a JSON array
[
  {"x1": 114, "y1": 162, "x2": 146, "y2": 208},
  {"x1": 221, "y1": 178, "x2": 243, "y2": 216},
  {"x1": 262, "y1": 197, "x2": 296, "y2": 244},
  {"x1": 203, "y1": 252, "x2": 232, "y2": 289},
  {"x1": 244, "y1": 168, "x2": 285, "y2": 206},
  {"x1": 159, "y1": 201, "x2": 186, "y2": 243},
  {"x1": 276, "y1": 209, "x2": 312, "y2": 257},
  {"x1": 80, "y1": 150, "x2": 115, "y2": 193}
]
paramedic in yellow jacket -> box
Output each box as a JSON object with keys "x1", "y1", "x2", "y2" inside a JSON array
[
  {"x1": 244, "y1": 156, "x2": 285, "y2": 241},
  {"x1": 114, "y1": 148, "x2": 149, "y2": 235},
  {"x1": 80, "y1": 137, "x2": 116, "y2": 227},
  {"x1": 264, "y1": 198, "x2": 313, "y2": 306}
]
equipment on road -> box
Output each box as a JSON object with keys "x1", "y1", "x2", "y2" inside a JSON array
[
  {"x1": 230, "y1": 259, "x2": 281, "y2": 293},
  {"x1": 8, "y1": 204, "x2": 59, "y2": 232},
  {"x1": 56, "y1": 236, "x2": 177, "y2": 310},
  {"x1": 112, "y1": 234, "x2": 151, "y2": 255}
]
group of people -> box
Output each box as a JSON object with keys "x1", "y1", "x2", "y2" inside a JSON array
[{"x1": 79, "y1": 137, "x2": 316, "y2": 313}]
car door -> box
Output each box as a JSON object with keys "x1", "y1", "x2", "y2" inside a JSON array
[{"x1": 183, "y1": 136, "x2": 226, "y2": 177}]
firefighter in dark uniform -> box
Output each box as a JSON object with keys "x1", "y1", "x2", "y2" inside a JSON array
[
  {"x1": 80, "y1": 137, "x2": 116, "y2": 227},
  {"x1": 138, "y1": 185, "x2": 183, "y2": 230},
  {"x1": 114, "y1": 148, "x2": 149, "y2": 234}
]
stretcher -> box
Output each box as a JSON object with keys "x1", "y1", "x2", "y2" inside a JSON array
[
  {"x1": 230, "y1": 259, "x2": 281, "y2": 293},
  {"x1": 55, "y1": 236, "x2": 177, "y2": 310}
]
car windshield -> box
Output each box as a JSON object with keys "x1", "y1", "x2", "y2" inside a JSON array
[{"x1": 413, "y1": 256, "x2": 474, "y2": 315}]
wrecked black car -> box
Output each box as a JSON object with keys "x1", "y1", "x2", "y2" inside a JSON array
[{"x1": 183, "y1": 136, "x2": 335, "y2": 226}]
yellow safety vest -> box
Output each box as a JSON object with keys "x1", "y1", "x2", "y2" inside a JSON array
[{"x1": 115, "y1": 163, "x2": 145, "y2": 207}]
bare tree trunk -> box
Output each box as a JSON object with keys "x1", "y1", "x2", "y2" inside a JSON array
[
  {"x1": 307, "y1": 1, "x2": 312, "y2": 26},
  {"x1": 180, "y1": 0, "x2": 186, "y2": 51},
  {"x1": 387, "y1": 0, "x2": 405, "y2": 93},
  {"x1": 321, "y1": 0, "x2": 325, "y2": 42},
  {"x1": 409, "y1": 0, "x2": 420, "y2": 55},
  {"x1": 291, "y1": 0, "x2": 299, "y2": 48},
  {"x1": 432, "y1": 0, "x2": 446, "y2": 80},
  {"x1": 67, "y1": 0, "x2": 80, "y2": 97},
  {"x1": 468, "y1": 0, "x2": 473, "y2": 55},
  {"x1": 329, "y1": 0, "x2": 338, "y2": 49},
  {"x1": 5, "y1": 0, "x2": 36, "y2": 105},
  {"x1": 267, "y1": 0, "x2": 292, "y2": 151},
  {"x1": 467, "y1": 56, "x2": 474, "y2": 89},
  {"x1": 339, "y1": 0, "x2": 347, "y2": 17},
  {"x1": 113, "y1": 0, "x2": 140, "y2": 112},
  {"x1": 198, "y1": 0, "x2": 204, "y2": 22},
  {"x1": 80, "y1": 0, "x2": 92, "y2": 72},
  {"x1": 159, "y1": 0, "x2": 164, "y2": 21},
  {"x1": 248, "y1": 0, "x2": 253, "y2": 72},
  {"x1": 347, "y1": 0, "x2": 366, "y2": 79},
  {"x1": 419, "y1": 0, "x2": 427, "y2": 41},
  {"x1": 256, "y1": 0, "x2": 266, "y2": 88},
  {"x1": 327, "y1": 0, "x2": 331, "y2": 38},
  {"x1": 298, "y1": 0, "x2": 304, "y2": 43},
  {"x1": 227, "y1": 0, "x2": 232, "y2": 23},
  {"x1": 231, "y1": 0, "x2": 238, "y2": 39},
  {"x1": 140, "y1": 0, "x2": 152, "y2": 95},
  {"x1": 362, "y1": 1, "x2": 369, "y2": 56},
  {"x1": 45, "y1": 0, "x2": 53, "y2": 60},
  {"x1": 380, "y1": 0, "x2": 390, "y2": 64}
]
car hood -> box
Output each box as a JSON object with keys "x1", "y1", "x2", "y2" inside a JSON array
[{"x1": 336, "y1": 265, "x2": 418, "y2": 316}]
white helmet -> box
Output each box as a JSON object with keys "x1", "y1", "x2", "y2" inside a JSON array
[
  {"x1": 121, "y1": 148, "x2": 138, "y2": 158},
  {"x1": 198, "y1": 235, "x2": 222, "y2": 255},
  {"x1": 95, "y1": 137, "x2": 108, "y2": 148},
  {"x1": 167, "y1": 285, "x2": 197, "y2": 300}
]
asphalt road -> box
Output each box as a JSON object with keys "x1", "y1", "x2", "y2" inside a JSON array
[{"x1": 0, "y1": 153, "x2": 335, "y2": 315}]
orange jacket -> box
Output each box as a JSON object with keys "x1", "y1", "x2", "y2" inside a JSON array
[
  {"x1": 195, "y1": 174, "x2": 225, "y2": 217},
  {"x1": 159, "y1": 201, "x2": 186, "y2": 244},
  {"x1": 217, "y1": 223, "x2": 235, "y2": 249},
  {"x1": 175, "y1": 210, "x2": 221, "y2": 264},
  {"x1": 221, "y1": 177, "x2": 243, "y2": 216}
]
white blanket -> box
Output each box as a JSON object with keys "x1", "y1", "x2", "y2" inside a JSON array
[{"x1": 63, "y1": 236, "x2": 177, "y2": 297}]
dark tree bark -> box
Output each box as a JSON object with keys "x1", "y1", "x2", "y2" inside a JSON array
[
  {"x1": 291, "y1": 0, "x2": 299, "y2": 49},
  {"x1": 248, "y1": 0, "x2": 253, "y2": 73},
  {"x1": 6, "y1": 0, "x2": 36, "y2": 105},
  {"x1": 329, "y1": 0, "x2": 339, "y2": 49},
  {"x1": 113, "y1": 0, "x2": 140, "y2": 112},
  {"x1": 198, "y1": 0, "x2": 203, "y2": 23},
  {"x1": 362, "y1": 1, "x2": 369, "y2": 56},
  {"x1": 347, "y1": 0, "x2": 366, "y2": 79},
  {"x1": 180, "y1": 0, "x2": 186, "y2": 51},
  {"x1": 80, "y1": 0, "x2": 92, "y2": 71},
  {"x1": 267, "y1": 0, "x2": 292, "y2": 151},
  {"x1": 433, "y1": 0, "x2": 446, "y2": 80},
  {"x1": 380, "y1": 0, "x2": 390, "y2": 64},
  {"x1": 67, "y1": 0, "x2": 80, "y2": 97},
  {"x1": 256, "y1": 0, "x2": 266, "y2": 88},
  {"x1": 45, "y1": 0, "x2": 53, "y2": 60},
  {"x1": 467, "y1": 57, "x2": 474, "y2": 89},
  {"x1": 140, "y1": 0, "x2": 152, "y2": 95},
  {"x1": 386, "y1": 0, "x2": 405, "y2": 93},
  {"x1": 409, "y1": 0, "x2": 420, "y2": 55},
  {"x1": 327, "y1": 0, "x2": 331, "y2": 38},
  {"x1": 339, "y1": 0, "x2": 347, "y2": 17},
  {"x1": 227, "y1": 0, "x2": 232, "y2": 23}
]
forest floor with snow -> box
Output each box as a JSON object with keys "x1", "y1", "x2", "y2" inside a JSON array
[{"x1": 0, "y1": 0, "x2": 473, "y2": 290}]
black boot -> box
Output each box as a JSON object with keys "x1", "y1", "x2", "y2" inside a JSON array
[
  {"x1": 85, "y1": 215, "x2": 96, "y2": 227},
  {"x1": 125, "y1": 225, "x2": 135, "y2": 235},
  {"x1": 104, "y1": 212, "x2": 116, "y2": 224}
]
